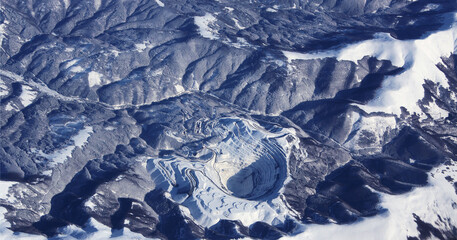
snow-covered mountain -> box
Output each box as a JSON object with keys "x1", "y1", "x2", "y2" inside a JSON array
[{"x1": 1, "y1": 0, "x2": 457, "y2": 239}]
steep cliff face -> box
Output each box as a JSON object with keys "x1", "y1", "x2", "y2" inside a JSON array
[{"x1": 1, "y1": 0, "x2": 457, "y2": 239}]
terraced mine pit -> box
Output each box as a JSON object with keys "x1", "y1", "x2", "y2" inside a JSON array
[
  {"x1": 147, "y1": 117, "x2": 294, "y2": 226},
  {"x1": 207, "y1": 118, "x2": 287, "y2": 200}
]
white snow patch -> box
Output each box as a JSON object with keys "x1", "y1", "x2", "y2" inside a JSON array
[
  {"x1": 0, "y1": 23, "x2": 7, "y2": 49},
  {"x1": 344, "y1": 114, "x2": 397, "y2": 151},
  {"x1": 194, "y1": 13, "x2": 218, "y2": 40},
  {"x1": 70, "y1": 66, "x2": 85, "y2": 73},
  {"x1": 87, "y1": 71, "x2": 103, "y2": 87},
  {"x1": 425, "y1": 99, "x2": 449, "y2": 119},
  {"x1": 0, "y1": 181, "x2": 15, "y2": 199},
  {"x1": 150, "y1": 68, "x2": 163, "y2": 77},
  {"x1": 282, "y1": 162, "x2": 457, "y2": 240},
  {"x1": 85, "y1": 199, "x2": 96, "y2": 210},
  {"x1": 55, "y1": 218, "x2": 152, "y2": 240},
  {"x1": 114, "y1": 175, "x2": 124, "y2": 182},
  {"x1": 64, "y1": 59, "x2": 79, "y2": 69},
  {"x1": 233, "y1": 18, "x2": 245, "y2": 29},
  {"x1": 110, "y1": 49, "x2": 120, "y2": 57},
  {"x1": 235, "y1": 37, "x2": 251, "y2": 48},
  {"x1": 19, "y1": 85, "x2": 37, "y2": 108},
  {"x1": 266, "y1": 7, "x2": 278, "y2": 12},
  {"x1": 225, "y1": 37, "x2": 252, "y2": 49},
  {"x1": 135, "y1": 43, "x2": 148, "y2": 52},
  {"x1": 5, "y1": 102, "x2": 16, "y2": 111},
  {"x1": 0, "y1": 207, "x2": 45, "y2": 240},
  {"x1": 0, "y1": 201, "x2": 150, "y2": 239},
  {"x1": 0, "y1": 78, "x2": 9, "y2": 97},
  {"x1": 155, "y1": 0, "x2": 164, "y2": 7},
  {"x1": 134, "y1": 41, "x2": 154, "y2": 52},
  {"x1": 0, "y1": 82, "x2": 37, "y2": 110},
  {"x1": 63, "y1": 0, "x2": 70, "y2": 9},
  {"x1": 104, "y1": 126, "x2": 115, "y2": 131},
  {"x1": 283, "y1": 13, "x2": 457, "y2": 115},
  {"x1": 175, "y1": 84, "x2": 185, "y2": 93},
  {"x1": 94, "y1": 0, "x2": 101, "y2": 10},
  {"x1": 421, "y1": 3, "x2": 440, "y2": 12},
  {"x1": 36, "y1": 126, "x2": 93, "y2": 166},
  {"x1": 0, "y1": 69, "x2": 81, "y2": 103}
]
